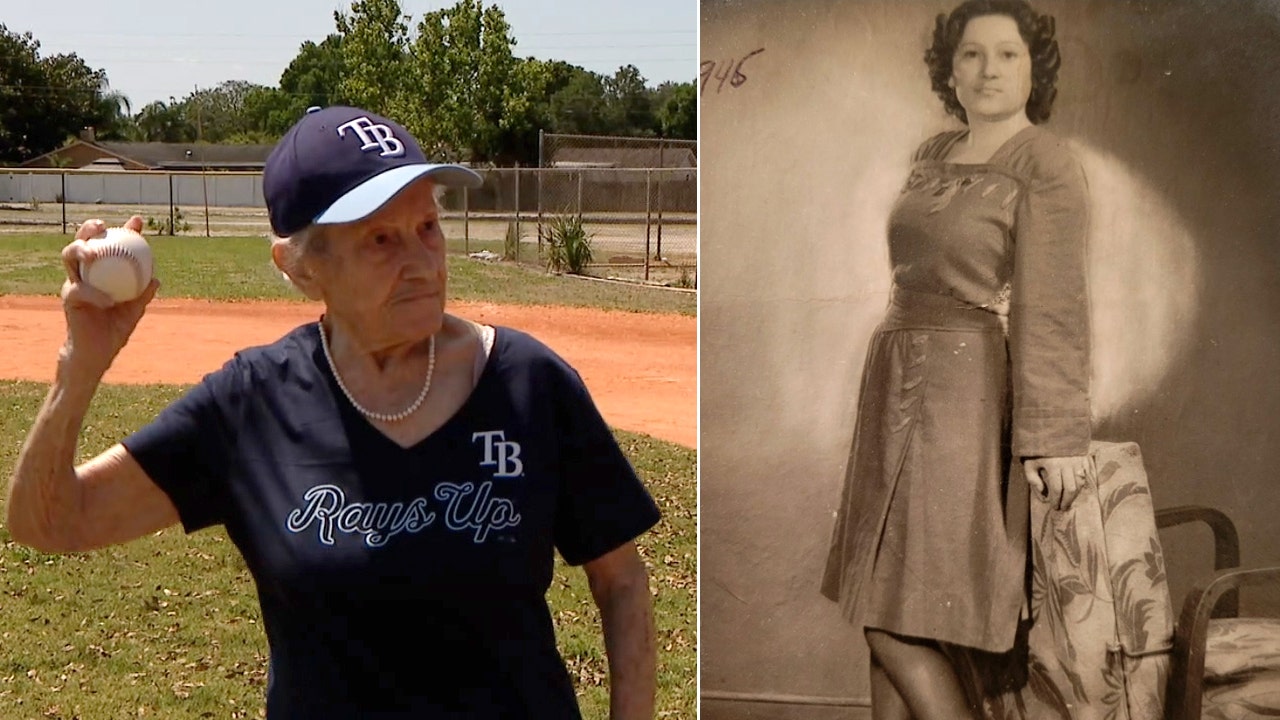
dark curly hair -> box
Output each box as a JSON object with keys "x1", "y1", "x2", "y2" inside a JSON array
[{"x1": 924, "y1": 0, "x2": 1061, "y2": 124}]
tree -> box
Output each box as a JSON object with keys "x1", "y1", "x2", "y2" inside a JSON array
[
  {"x1": 241, "y1": 85, "x2": 305, "y2": 139},
  {"x1": 92, "y1": 81, "x2": 134, "y2": 140},
  {"x1": 2, "y1": 3, "x2": 688, "y2": 162},
  {"x1": 535, "y1": 59, "x2": 583, "y2": 97},
  {"x1": 185, "y1": 35, "x2": 347, "y2": 143},
  {"x1": 656, "y1": 81, "x2": 696, "y2": 140},
  {"x1": 546, "y1": 66, "x2": 611, "y2": 136},
  {"x1": 334, "y1": 0, "x2": 413, "y2": 121},
  {"x1": 184, "y1": 80, "x2": 271, "y2": 143},
  {"x1": 133, "y1": 99, "x2": 195, "y2": 143},
  {"x1": 265, "y1": 34, "x2": 347, "y2": 135},
  {"x1": 408, "y1": 0, "x2": 536, "y2": 163},
  {"x1": 604, "y1": 64, "x2": 654, "y2": 137},
  {"x1": 495, "y1": 58, "x2": 554, "y2": 164},
  {"x1": 0, "y1": 24, "x2": 129, "y2": 162},
  {"x1": 279, "y1": 34, "x2": 346, "y2": 111}
]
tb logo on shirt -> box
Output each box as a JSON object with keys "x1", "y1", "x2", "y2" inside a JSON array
[{"x1": 473, "y1": 430, "x2": 523, "y2": 477}]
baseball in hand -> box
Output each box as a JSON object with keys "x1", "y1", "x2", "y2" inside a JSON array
[{"x1": 79, "y1": 227, "x2": 154, "y2": 303}]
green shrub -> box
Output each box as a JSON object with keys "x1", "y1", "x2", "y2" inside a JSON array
[
  {"x1": 146, "y1": 206, "x2": 191, "y2": 235},
  {"x1": 544, "y1": 214, "x2": 594, "y2": 275}
]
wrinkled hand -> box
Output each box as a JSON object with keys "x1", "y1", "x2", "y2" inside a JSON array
[
  {"x1": 59, "y1": 216, "x2": 160, "y2": 378},
  {"x1": 1023, "y1": 454, "x2": 1095, "y2": 511}
]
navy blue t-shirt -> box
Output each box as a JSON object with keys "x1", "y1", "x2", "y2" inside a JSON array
[{"x1": 121, "y1": 323, "x2": 662, "y2": 719}]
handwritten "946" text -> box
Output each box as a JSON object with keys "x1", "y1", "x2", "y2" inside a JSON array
[{"x1": 700, "y1": 48, "x2": 766, "y2": 95}]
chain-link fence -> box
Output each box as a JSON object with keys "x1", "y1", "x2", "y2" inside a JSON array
[
  {"x1": 536, "y1": 133, "x2": 697, "y2": 286},
  {"x1": 450, "y1": 166, "x2": 696, "y2": 286},
  {"x1": 542, "y1": 166, "x2": 695, "y2": 282},
  {"x1": 539, "y1": 132, "x2": 697, "y2": 172},
  {"x1": 0, "y1": 165, "x2": 697, "y2": 288}
]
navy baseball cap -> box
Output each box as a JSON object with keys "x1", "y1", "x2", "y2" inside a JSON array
[{"x1": 263, "y1": 105, "x2": 482, "y2": 237}]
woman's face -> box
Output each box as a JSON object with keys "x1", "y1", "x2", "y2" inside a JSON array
[
  {"x1": 949, "y1": 14, "x2": 1033, "y2": 124},
  {"x1": 307, "y1": 179, "x2": 448, "y2": 348}
]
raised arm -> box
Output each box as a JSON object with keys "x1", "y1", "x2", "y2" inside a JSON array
[
  {"x1": 584, "y1": 541, "x2": 657, "y2": 720},
  {"x1": 6, "y1": 217, "x2": 178, "y2": 553}
]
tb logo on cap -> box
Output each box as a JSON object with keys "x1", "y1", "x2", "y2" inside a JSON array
[{"x1": 336, "y1": 117, "x2": 405, "y2": 158}]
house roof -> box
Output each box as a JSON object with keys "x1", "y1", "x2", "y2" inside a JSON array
[
  {"x1": 20, "y1": 140, "x2": 275, "y2": 169},
  {"x1": 549, "y1": 146, "x2": 697, "y2": 169},
  {"x1": 96, "y1": 142, "x2": 275, "y2": 169}
]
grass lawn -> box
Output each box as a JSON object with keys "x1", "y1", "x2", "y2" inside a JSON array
[
  {"x1": 0, "y1": 233, "x2": 696, "y2": 718},
  {"x1": 0, "y1": 234, "x2": 696, "y2": 316},
  {"x1": 0, "y1": 382, "x2": 695, "y2": 719}
]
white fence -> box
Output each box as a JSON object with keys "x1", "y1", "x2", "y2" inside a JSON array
[
  {"x1": 1, "y1": 170, "x2": 265, "y2": 208},
  {"x1": 0, "y1": 167, "x2": 697, "y2": 285}
]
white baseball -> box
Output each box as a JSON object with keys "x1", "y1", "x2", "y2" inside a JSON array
[{"x1": 80, "y1": 227, "x2": 154, "y2": 303}]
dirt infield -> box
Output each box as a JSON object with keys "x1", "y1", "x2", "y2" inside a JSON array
[{"x1": 0, "y1": 296, "x2": 697, "y2": 448}]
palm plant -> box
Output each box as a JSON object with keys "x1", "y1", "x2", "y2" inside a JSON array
[{"x1": 544, "y1": 213, "x2": 594, "y2": 275}]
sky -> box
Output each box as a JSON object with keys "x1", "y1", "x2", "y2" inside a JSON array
[{"x1": 4, "y1": 0, "x2": 698, "y2": 110}]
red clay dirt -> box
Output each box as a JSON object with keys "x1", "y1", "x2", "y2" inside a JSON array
[{"x1": 0, "y1": 296, "x2": 697, "y2": 449}]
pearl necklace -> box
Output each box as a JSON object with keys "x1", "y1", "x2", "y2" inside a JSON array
[{"x1": 318, "y1": 322, "x2": 435, "y2": 423}]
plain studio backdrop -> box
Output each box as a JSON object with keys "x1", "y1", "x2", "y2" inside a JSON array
[{"x1": 699, "y1": 0, "x2": 1280, "y2": 716}]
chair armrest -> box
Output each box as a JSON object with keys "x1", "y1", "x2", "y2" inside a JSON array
[
  {"x1": 1156, "y1": 505, "x2": 1240, "y2": 617},
  {"x1": 1166, "y1": 566, "x2": 1280, "y2": 720},
  {"x1": 1155, "y1": 505, "x2": 1241, "y2": 570}
]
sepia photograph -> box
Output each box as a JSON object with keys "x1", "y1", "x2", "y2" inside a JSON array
[{"x1": 700, "y1": 0, "x2": 1280, "y2": 718}]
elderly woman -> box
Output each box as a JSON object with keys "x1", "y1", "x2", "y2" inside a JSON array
[
  {"x1": 820, "y1": 1, "x2": 1091, "y2": 717},
  {"x1": 7, "y1": 105, "x2": 660, "y2": 719}
]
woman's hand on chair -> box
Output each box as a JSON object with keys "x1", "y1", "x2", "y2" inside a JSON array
[{"x1": 1023, "y1": 455, "x2": 1095, "y2": 511}]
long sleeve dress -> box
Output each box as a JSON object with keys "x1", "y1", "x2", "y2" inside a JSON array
[{"x1": 820, "y1": 124, "x2": 1092, "y2": 653}]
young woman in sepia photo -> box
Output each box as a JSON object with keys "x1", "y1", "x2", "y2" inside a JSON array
[{"x1": 820, "y1": 1, "x2": 1092, "y2": 716}]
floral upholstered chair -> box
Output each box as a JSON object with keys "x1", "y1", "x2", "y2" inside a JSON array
[
  {"x1": 1157, "y1": 506, "x2": 1280, "y2": 720},
  {"x1": 948, "y1": 444, "x2": 1280, "y2": 720},
  {"x1": 948, "y1": 441, "x2": 1174, "y2": 720}
]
